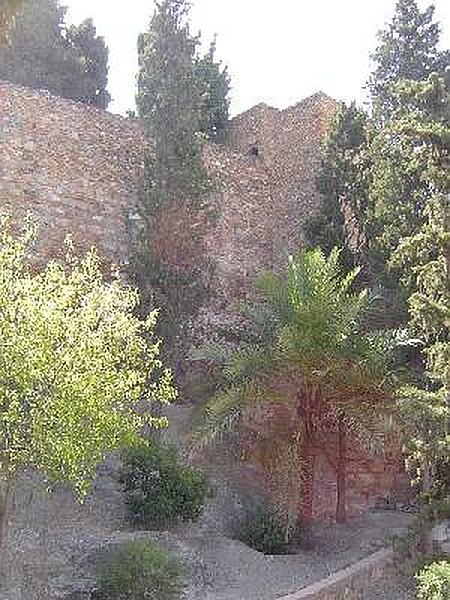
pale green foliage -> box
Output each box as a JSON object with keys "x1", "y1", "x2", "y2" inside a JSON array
[
  {"x1": 194, "y1": 248, "x2": 396, "y2": 443},
  {"x1": 198, "y1": 248, "x2": 394, "y2": 370},
  {"x1": 415, "y1": 561, "x2": 450, "y2": 600},
  {"x1": 0, "y1": 216, "x2": 176, "y2": 495}
]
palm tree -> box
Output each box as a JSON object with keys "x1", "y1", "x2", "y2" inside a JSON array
[{"x1": 193, "y1": 248, "x2": 398, "y2": 528}]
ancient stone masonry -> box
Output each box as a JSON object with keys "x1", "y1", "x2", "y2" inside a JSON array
[
  {"x1": 0, "y1": 82, "x2": 403, "y2": 522},
  {"x1": 210, "y1": 92, "x2": 337, "y2": 290},
  {"x1": 0, "y1": 81, "x2": 335, "y2": 289},
  {"x1": 0, "y1": 81, "x2": 146, "y2": 268},
  {"x1": 197, "y1": 92, "x2": 338, "y2": 334}
]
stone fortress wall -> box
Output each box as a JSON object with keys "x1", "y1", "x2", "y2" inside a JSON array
[
  {"x1": 0, "y1": 81, "x2": 404, "y2": 522},
  {"x1": 206, "y1": 92, "x2": 337, "y2": 297},
  {"x1": 0, "y1": 80, "x2": 336, "y2": 289},
  {"x1": 0, "y1": 81, "x2": 145, "y2": 268}
]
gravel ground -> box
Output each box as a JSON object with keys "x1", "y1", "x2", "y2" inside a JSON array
[
  {"x1": 0, "y1": 463, "x2": 414, "y2": 600},
  {"x1": 0, "y1": 404, "x2": 416, "y2": 599}
]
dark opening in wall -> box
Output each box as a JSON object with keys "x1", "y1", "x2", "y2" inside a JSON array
[{"x1": 249, "y1": 145, "x2": 259, "y2": 157}]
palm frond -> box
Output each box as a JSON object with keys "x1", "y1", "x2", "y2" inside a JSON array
[
  {"x1": 192, "y1": 385, "x2": 244, "y2": 449},
  {"x1": 222, "y1": 344, "x2": 272, "y2": 381}
]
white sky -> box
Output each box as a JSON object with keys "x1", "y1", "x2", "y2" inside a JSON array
[{"x1": 64, "y1": 0, "x2": 450, "y2": 117}]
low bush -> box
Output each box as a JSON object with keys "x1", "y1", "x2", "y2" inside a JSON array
[
  {"x1": 96, "y1": 539, "x2": 184, "y2": 600},
  {"x1": 415, "y1": 560, "x2": 450, "y2": 600},
  {"x1": 237, "y1": 506, "x2": 289, "y2": 555},
  {"x1": 119, "y1": 442, "x2": 211, "y2": 528}
]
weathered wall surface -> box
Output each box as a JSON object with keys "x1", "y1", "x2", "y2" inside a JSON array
[
  {"x1": 278, "y1": 549, "x2": 395, "y2": 600},
  {"x1": 196, "y1": 92, "x2": 338, "y2": 335},
  {"x1": 0, "y1": 81, "x2": 145, "y2": 267},
  {"x1": 241, "y1": 395, "x2": 403, "y2": 522},
  {"x1": 0, "y1": 82, "x2": 402, "y2": 523},
  {"x1": 208, "y1": 92, "x2": 337, "y2": 293},
  {"x1": 0, "y1": 81, "x2": 334, "y2": 292}
]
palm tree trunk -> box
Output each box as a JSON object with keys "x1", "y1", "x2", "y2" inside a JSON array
[
  {"x1": 336, "y1": 416, "x2": 346, "y2": 523},
  {"x1": 301, "y1": 451, "x2": 315, "y2": 522}
]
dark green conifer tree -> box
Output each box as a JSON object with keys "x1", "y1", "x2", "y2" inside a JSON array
[
  {"x1": 136, "y1": 0, "x2": 206, "y2": 205},
  {"x1": 306, "y1": 102, "x2": 368, "y2": 271},
  {"x1": 195, "y1": 37, "x2": 231, "y2": 141},
  {"x1": 368, "y1": 0, "x2": 449, "y2": 122},
  {"x1": 0, "y1": 0, "x2": 110, "y2": 108},
  {"x1": 390, "y1": 73, "x2": 450, "y2": 495},
  {"x1": 66, "y1": 18, "x2": 111, "y2": 109},
  {"x1": 134, "y1": 0, "x2": 231, "y2": 364}
]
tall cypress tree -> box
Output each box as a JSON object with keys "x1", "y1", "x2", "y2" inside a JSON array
[
  {"x1": 135, "y1": 0, "x2": 227, "y2": 363},
  {"x1": 368, "y1": 0, "x2": 449, "y2": 122},
  {"x1": 136, "y1": 0, "x2": 206, "y2": 206},
  {"x1": 357, "y1": 0, "x2": 449, "y2": 323},
  {"x1": 391, "y1": 73, "x2": 450, "y2": 495},
  {"x1": 306, "y1": 102, "x2": 368, "y2": 271}
]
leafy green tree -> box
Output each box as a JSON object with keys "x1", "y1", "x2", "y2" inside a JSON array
[
  {"x1": 368, "y1": 0, "x2": 449, "y2": 122},
  {"x1": 195, "y1": 37, "x2": 231, "y2": 141},
  {"x1": 0, "y1": 0, "x2": 110, "y2": 108},
  {"x1": 0, "y1": 216, "x2": 176, "y2": 545},
  {"x1": 193, "y1": 248, "x2": 397, "y2": 527},
  {"x1": 390, "y1": 74, "x2": 449, "y2": 496},
  {"x1": 306, "y1": 101, "x2": 368, "y2": 270}
]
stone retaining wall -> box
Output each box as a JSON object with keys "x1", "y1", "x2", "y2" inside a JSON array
[{"x1": 278, "y1": 548, "x2": 394, "y2": 600}]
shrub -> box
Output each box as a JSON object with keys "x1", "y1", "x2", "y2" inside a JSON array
[
  {"x1": 119, "y1": 442, "x2": 211, "y2": 528},
  {"x1": 415, "y1": 561, "x2": 450, "y2": 600},
  {"x1": 237, "y1": 506, "x2": 289, "y2": 555},
  {"x1": 96, "y1": 539, "x2": 184, "y2": 600}
]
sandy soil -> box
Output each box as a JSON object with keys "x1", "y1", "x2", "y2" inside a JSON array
[
  {"x1": 0, "y1": 404, "x2": 415, "y2": 599},
  {"x1": 0, "y1": 461, "x2": 413, "y2": 600}
]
